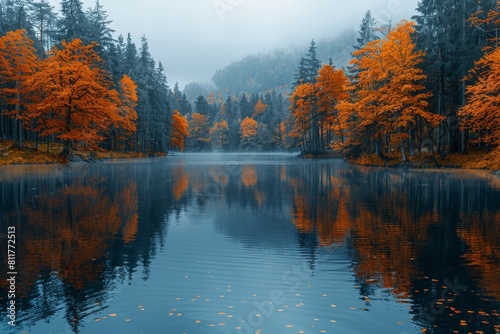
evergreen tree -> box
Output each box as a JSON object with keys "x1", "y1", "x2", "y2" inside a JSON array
[
  {"x1": 124, "y1": 33, "x2": 138, "y2": 77},
  {"x1": 30, "y1": 0, "x2": 57, "y2": 58},
  {"x1": 413, "y1": 0, "x2": 489, "y2": 155},
  {"x1": 293, "y1": 40, "x2": 322, "y2": 87},
  {"x1": 195, "y1": 95, "x2": 210, "y2": 117},
  {"x1": 305, "y1": 40, "x2": 321, "y2": 83},
  {"x1": 170, "y1": 82, "x2": 192, "y2": 116},
  {"x1": 349, "y1": 10, "x2": 378, "y2": 83},
  {"x1": 86, "y1": 0, "x2": 115, "y2": 58},
  {"x1": 58, "y1": 0, "x2": 87, "y2": 43}
]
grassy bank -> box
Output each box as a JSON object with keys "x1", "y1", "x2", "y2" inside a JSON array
[
  {"x1": 0, "y1": 141, "x2": 153, "y2": 166},
  {"x1": 349, "y1": 149, "x2": 500, "y2": 171}
]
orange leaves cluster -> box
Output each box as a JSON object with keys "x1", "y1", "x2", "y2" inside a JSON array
[
  {"x1": 240, "y1": 117, "x2": 258, "y2": 149},
  {"x1": 210, "y1": 119, "x2": 229, "y2": 150},
  {"x1": 116, "y1": 74, "x2": 139, "y2": 139},
  {"x1": 289, "y1": 64, "x2": 350, "y2": 151},
  {"x1": 188, "y1": 112, "x2": 209, "y2": 151},
  {"x1": 0, "y1": 30, "x2": 37, "y2": 142},
  {"x1": 459, "y1": 47, "x2": 500, "y2": 148},
  {"x1": 253, "y1": 99, "x2": 268, "y2": 117},
  {"x1": 289, "y1": 83, "x2": 315, "y2": 137},
  {"x1": 170, "y1": 110, "x2": 189, "y2": 151},
  {"x1": 469, "y1": 1, "x2": 500, "y2": 50}
]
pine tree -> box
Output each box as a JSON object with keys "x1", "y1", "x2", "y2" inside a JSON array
[
  {"x1": 305, "y1": 40, "x2": 321, "y2": 83},
  {"x1": 86, "y1": 0, "x2": 115, "y2": 57},
  {"x1": 30, "y1": 0, "x2": 57, "y2": 58},
  {"x1": 293, "y1": 40, "x2": 322, "y2": 88},
  {"x1": 349, "y1": 10, "x2": 378, "y2": 83},
  {"x1": 414, "y1": 0, "x2": 489, "y2": 155},
  {"x1": 355, "y1": 10, "x2": 378, "y2": 50},
  {"x1": 58, "y1": 0, "x2": 87, "y2": 43}
]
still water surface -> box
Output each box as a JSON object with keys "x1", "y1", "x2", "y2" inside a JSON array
[{"x1": 0, "y1": 153, "x2": 499, "y2": 334}]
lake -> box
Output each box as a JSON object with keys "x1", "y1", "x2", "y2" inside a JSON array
[{"x1": 1, "y1": 153, "x2": 499, "y2": 334}]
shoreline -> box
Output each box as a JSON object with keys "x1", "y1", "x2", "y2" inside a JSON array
[{"x1": 1, "y1": 144, "x2": 499, "y2": 175}]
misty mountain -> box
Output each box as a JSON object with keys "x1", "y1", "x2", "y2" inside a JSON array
[{"x1": 183, "y1": 30, "x2": 355, "y2": 100}]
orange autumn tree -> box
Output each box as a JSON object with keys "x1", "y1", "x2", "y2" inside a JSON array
[
  {"x1": 253, "y1": 99, "x2": 268, "y2": 118},
  {"x1": 0, "y1": 30, "x2": 38, "y2": 148},
  {"x1": 187, "y1": 112, "x2": 209, "y2": 151},
  {"x1": 459, "y1": 46, "x2": 500, "y2": 152},
  {"x1": 113, "y1": 74, "x2": 138, "y2": 150},
  {"x1": 289, "y1": 83, "x2": 316, "y2": 152},
  {"x1": 349, "y1": 38, "x2": 386, "y2": 157},
  {"x1": 240, "y1": 117, "x2": 258, "y2": 150},
  {"x1": 170, "y1": 109, "x2": 189, "y2": 151},
  {"x1": 350, "y1": 20, "x2": 442, "y2": 160},
  {"x1": 469, "y1": 1, "x2": 500, "y2": 50},
  {"x1": 28, "y1": 39, "x2": 122, "y2": 155},
  {"x1": 210, "y1": 119, "x2": 229, "y2": 150},
  {"x1": 315, "y1": 64, "x2": 350, "y2": 149}
]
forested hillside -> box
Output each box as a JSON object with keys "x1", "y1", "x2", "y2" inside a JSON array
[{"x1": 208, "y1": 32, "x2": 354, "y2": 97}]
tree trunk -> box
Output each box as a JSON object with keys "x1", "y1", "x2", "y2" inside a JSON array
[
  {"x1": 18, "y1": 120, "x2": 23, "y2": 149},
  {"x1": 401, "y1": 139, "x2": 408, "y2": 162},
  {"x1": 12, "y1": 118, "x2": 19, "y2": 147},
  {"x1": 408, "y1": 123, "x2": 414, "y2": 156}
]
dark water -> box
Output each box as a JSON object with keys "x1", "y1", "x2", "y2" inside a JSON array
[{"x1": 0, "y1": 153, "x2": 499, "y2": 334}]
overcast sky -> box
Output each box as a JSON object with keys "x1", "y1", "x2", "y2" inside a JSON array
[{"x1": 50, "y1": 0, "x2": 420, "y2": 88}]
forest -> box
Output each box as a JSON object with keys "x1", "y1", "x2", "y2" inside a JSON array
[
  {"x1": 0, "y1": 0, "x2": 191, "y2": 159},
  {"x1": 1, "y1": 0, "x2": 500, "y2": 169}
]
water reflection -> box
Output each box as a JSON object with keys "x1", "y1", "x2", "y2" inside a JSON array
[{"x1": 0, "y1": 155, "x2": 499, "y2": 333}]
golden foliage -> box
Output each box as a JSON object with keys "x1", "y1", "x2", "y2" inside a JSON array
[
  {"x1": 253, "y1": 99, "x2": 268, "y2": 117},
  {"x1": 459, "y1": 47, "x2": 500, "y2": 150},
  {"x1": 27, "y1": 39, "x2": 122, "y2": 152},
  {"x1": 240, "y1": 117, "x2": 258, "y2": 149},
  {"x1": 170, "y1": 110, "x2": 189, "y2": 151},
  {"x1": 0, "y1": 30, "x2": 37, "y2": 134}
]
